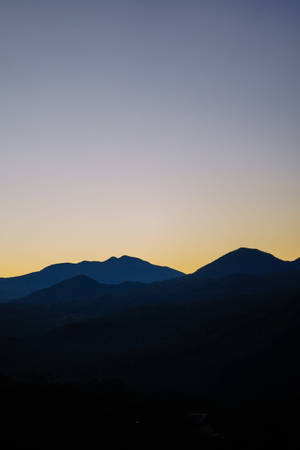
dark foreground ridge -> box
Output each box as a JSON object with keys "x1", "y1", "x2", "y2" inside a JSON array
[
  {"x1": 0, "y1": 248, "x2": 299, "y2": 446},
  {"x1": 1, "y1": 375, "x2": 299, "y2": 448}
]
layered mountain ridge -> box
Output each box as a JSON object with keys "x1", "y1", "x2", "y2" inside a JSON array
[
  {"x1": 0, "y1": 256, "x2": 184, "y2": 301},
  {"x1": 0, "y1": 248, "x2": 299, "y2": 302}
]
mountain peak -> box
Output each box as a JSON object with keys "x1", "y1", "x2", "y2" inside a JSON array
[
  {"x1": 228, "y1": 247, "x2": 276, "y2": 257},
  {"x1": 235, "y1": 247, "x2": 258, "y2": 253},
  {"x1": 54, "y1": 274, "x2": 99, "y2": 286},
  {"x1": 119, "y1": 255, "x2": 147, "y2": 263},
  {"x1": 19, "y1": 274, "x2": 104, "y2": 305},
  {"x1": 105, "y1": 256, "x2": 118, "y2": 262},
  {"x1": 193, "y1": 247, "x2": 291, "y2": 278},
  {"x1": 120, "y1": 255, "x2": 132, "y2": 260}
]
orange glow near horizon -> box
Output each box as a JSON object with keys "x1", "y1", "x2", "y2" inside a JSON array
[
  {"x1": 1, "y1": 238, "x2": 300, "y2": 278},
  {"x1": 1, "y1": 2, "x2": 299, "y2": 278}
]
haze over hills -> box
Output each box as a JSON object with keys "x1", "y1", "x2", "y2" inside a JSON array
[{"x1": 0, "y1": 256, "x2": 184, "y2": 301}]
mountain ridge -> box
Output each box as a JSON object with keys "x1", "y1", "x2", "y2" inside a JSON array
[
  {"x1": 0, "y1": 256, "x2": 184, "y2": 301},
  {"x1": 192, "y1": 247, "x2": 299, "y2": 278},
  {"x1": 1, "y1": 248, "x2": 299, "y2": 302}
]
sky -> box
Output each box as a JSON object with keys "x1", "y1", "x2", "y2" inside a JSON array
[{"x1": 1, "y1": 0, "x2": 299, "y2": 276}]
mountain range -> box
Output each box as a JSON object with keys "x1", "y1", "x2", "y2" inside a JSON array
[
  {"x1": 0, "y1": 247, "x2": 299, "y2": 302},
  {"x1": 0, "y1": 247, "x2": 299, "y2": 338},
  {"x1": 0, "y1": 255, "x2": 184, "y2": 301},
  {"x1": 0, "y1": 245, "x2": 299, "y2": 426},
  {"x1": 0, "y1": 247, "x2": 298, "y2": 401}
]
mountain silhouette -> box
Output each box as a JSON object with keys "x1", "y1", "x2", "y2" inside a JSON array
[
  {"x1": 192, "y1": 247, "x2": 299, "y2": 278},
  {"x1": 0, "y1": 256, "x2": 184, "y2": 301},
  {"x1": 19, "y1": 275, "x2": 108, "y2": 304},
  {"x1": 0, "y1": 268, "x2": 299, "y2": 401},
  {"x1": 1, "y1": 248, "x2": 298, "y2": 302},
  {"x1": 2, "y1": 264, "x2": 299, "y2": 337},
  {"x1": 0, "y1": 248, "x2": 299, "y2": 448}
]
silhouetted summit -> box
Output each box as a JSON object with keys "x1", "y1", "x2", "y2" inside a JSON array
[
  {"x1": 0, "y1": 256, "x2": 184, "y2": 301},
  {"x1": 19, "y1": 275, "x2": 106, "y2": 304},
  {"x1": 192, "y1": 247, "x2": 298, "y2": 278}
]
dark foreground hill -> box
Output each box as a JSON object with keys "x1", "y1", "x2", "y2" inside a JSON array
[
  {"x1": 1, "y1": 268, "x2": 299, "y2": 337},
  {"x1": 0, "y1": 270, "x2": 299, "y2": 387},
  {"x1": 0, "y1": 267, "x2": 300, "y2": 447},
  {"x1": 0, "y1": 256, "x2": 184, "y2": 301}
]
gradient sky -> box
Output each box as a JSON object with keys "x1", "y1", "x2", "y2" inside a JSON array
[{"x1": 1, "y1": 0, "x2": 299, "y2": 276}]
